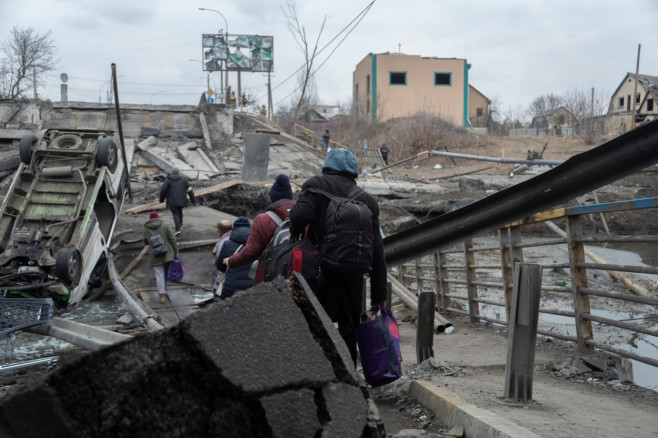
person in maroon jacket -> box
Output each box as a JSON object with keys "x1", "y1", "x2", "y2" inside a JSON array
[{"x1": 224, "y1": 174, "x2": 295, "y2": 282}]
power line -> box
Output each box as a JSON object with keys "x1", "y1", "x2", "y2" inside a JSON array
[{"x1": 270, "y1": 0, "x2": 376, "y2": 107}]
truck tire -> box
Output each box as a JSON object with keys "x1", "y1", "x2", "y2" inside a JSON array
[
  {"x1": 19, "y1": 134, "x2": 37, "y2": 164},
  {"x1": 97, "y1": 138, "x2": 118, "y2": 172},
  {"x1": 56, "y1": 247, "x2": 82, "y2": 285}
]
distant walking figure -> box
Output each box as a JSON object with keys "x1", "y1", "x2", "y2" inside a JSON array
[
  {"x1": 143, "y1": 211, "x2": 178, "y2": 304},
  {"x1": 321, "y1": 129, "x2": 330, "y2": 151},
  {"x1": 159, "y1": 167, "x2": 197, "y2": 237},
  {"x1": 379, "y1": 144, "x2": 390, "y2": 165}
]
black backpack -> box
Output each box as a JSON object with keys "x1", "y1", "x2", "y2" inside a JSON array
[
  {"x1": 307, "y1": 185, "x2": 374, "y2": 274},
  {"x1": 148, "y1": 229, "x2": 168, "y2": 256},
  {"x1": 264, "y1": 211, "x2": 290, "y2": 249},
  {"x1": 261, "y1": 237, "x2": 321, "y2": 284},
  {"x1": 259, "y1": 209, "x2": 322, "y2": 284}
]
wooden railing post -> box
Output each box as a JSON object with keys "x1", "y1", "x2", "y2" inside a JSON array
[
  {"x1": 500, "y1": 226, "x2": 523, "y2": 323},
  {"x1": 566, "y1": 215, "x2": 595, "y2": 356},
  {"x1": 434, "y1": 251, "x2": 450, "y2": 313},
  {"x1": 464, "y1": 240, "x2": 479, "y2": 323}
]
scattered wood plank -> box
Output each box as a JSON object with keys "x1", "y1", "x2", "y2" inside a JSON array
[
  {"x1": 124, "y1": 179, "x2": 243, "y2": 214},
  {"x1": 255, "y1": 128, "x2": 281, "y2": 135},
  {"x1": 120, "y1": 246, "x2": 149, "y2": 279}
]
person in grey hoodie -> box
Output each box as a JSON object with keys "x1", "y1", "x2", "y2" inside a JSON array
[
  {"x1": 143, "y1": 210, "x2": 179, "y2": 304},
  {"x1": 159, "y1": 167, "x2": 197, "y2": 236}
]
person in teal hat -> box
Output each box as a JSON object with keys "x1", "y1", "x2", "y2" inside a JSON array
[{"x1": 288, "y1": 148, "x2": 387, "y2": 365}]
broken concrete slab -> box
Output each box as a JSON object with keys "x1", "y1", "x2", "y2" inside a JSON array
[
  {"x1": 241, "y1": 132, "x2": 270, "y2": 182},
  {"x1": 0, "y1": 150, "x2": 19, "y2": 172},
  {"x1": 0, "y1": 276, "x2": 383, "y2": 437},
  {"x1": 199, "y1": 112, "x2": 213, "y2": 151},
  {"x1": 176, "y1": 141, "x2": 219, "y2": 177},
  {"x1": 360, "y1": 180, "x2": 452, "y2": 197}
]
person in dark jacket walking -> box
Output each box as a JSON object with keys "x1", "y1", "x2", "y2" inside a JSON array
[
  {"x1": 288, "y1": 148, "x2": 388, "y2": 365},
  {"x1": 379, "y1": 144, "x2": 390, "y2": 165},
  {"x1": 216, "y1": 216, "x2": 255, "y2": 299},
  {"x1": 224, "y1": 174, "x2": 295, "y2": 283},
  {"x1": 321, "y1": 129, "x2": 330, "y2": 151},
  {"x1": 143, "y1": 211, "x2": 179, "y2": 304},
  {"x1": 159, "y1": 167, "x2": 197, "y2": 236}
]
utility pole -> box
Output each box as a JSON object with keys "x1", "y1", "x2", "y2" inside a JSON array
[
  {"x1": 631, "y1": 43, "x2": 641, "y2": 130},
  {"x1": 32, "y1": 67, "x2": 37, "y2": 100},
  {"x1": 590, "y1": 87, "x2": 594, "y2": 137},
  {"x1": 267, "y1": 70, "x2": 273, "y2": 119}
]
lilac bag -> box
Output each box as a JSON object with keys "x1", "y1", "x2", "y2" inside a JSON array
[
  {"x1": 356, "y1": 307, "x2": 402, "y2": 387},
  {"x1": 167, "y1": 257, "x2": 185, "y2": 282}
]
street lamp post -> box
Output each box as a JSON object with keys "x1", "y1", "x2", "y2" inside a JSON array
[{"x1": 199, "y1": 7, "x2": 229, "y2": 105}]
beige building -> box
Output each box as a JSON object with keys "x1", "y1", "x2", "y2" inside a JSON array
[
  {"x1": 353, "y1": 53, "x2": 472, "y2": 126},
  {"x1": 530, "y1": 107, "x2": 574, "y2": 129},
  {"x1": 468, "y1": 85, "x2": 491, "y2": 128},
  {"x1": 607, "y1": 73, "x2": 658, "y2": 133}
]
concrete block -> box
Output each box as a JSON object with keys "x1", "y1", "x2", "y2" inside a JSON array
[
  {"x1": 0, "y1": 277, "x2": 377, "y2": 437},
  {"x1": 323, "y1": 382, "x2": 369, "y2": 438},
  {"x1": 184, "y1": 281, "x2": 336, "y2": 392},
  {"x1": 260, "y1": 388, "x2": 321, "y2": 437}
]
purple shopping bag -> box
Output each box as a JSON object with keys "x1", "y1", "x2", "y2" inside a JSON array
[
  {"x1": 356, "y1": 307, "x2": 402, "y2": 387},
  {"x1": 167, "y1": 257, "x2": 185, "y2": 282}
]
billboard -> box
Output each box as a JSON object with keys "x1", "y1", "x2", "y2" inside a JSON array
[{"x1": 202, "y1": 34, "x2": 273, "y2": 73}]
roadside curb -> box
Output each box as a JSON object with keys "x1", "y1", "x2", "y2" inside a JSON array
[{"x1": 408, "y1": 380, "x2": 541, "y2": 438}]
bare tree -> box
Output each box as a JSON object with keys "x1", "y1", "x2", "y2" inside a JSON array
[
  {"x1": 528, "y1": 93, "x2": 562, "y2": 118},
  {"x1": 562, "y1": 87, "x2": 609, "y2": 144},
  {"x1": 282, "y1": 0, "x2": 326, "y2": 122},
  {"x1": 288, "y1": 69, "x2": 318, "y2": 121},
  {"x1": 0, "y1": 27, "x2": 58, "y2": 99}
]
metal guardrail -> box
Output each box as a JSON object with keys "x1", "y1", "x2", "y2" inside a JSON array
[
  {"x1": 0, "y1": 298, "x2": 54, "y2": 339},
  {"x1": 393, "y1": 196, "x2": 658, "y2": 369},
  {"x1": 0, "y1": 297, "x2": 57, "y2": 372}
]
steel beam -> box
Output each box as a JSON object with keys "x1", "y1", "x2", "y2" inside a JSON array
[{"x1": 384, "y1": 119, "x2": 658, "y2": 266}]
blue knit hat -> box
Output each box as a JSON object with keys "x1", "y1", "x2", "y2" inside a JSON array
[
  {"x1": 233, "y1": 216, "x2": 251, "y2": 228},
  {"x1": 322, "y1": 148, "x2": 359, "y2": 178},
  {"x1": 269, "y1": 174, "x2": 293, "y2": 202}
]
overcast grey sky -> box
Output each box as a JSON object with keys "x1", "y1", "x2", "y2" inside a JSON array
[{"x1": 2, "y1": 0, "x2": 657, "y2": 120}]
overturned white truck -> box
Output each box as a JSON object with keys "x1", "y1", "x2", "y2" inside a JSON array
[{"x1": 0, "y1": 129, "x2": 127, "y2": 306}]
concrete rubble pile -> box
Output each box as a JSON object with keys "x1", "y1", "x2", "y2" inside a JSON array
[{"x1": 0, "y1": 275, "x2": 385, "y2": 438}]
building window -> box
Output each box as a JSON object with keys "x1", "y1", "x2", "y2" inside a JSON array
[
  {"x1": 434, "y1": 72, "x2": 451, "y2": 86},
  {"x1": 476, "y1": 108, "x2": 483, "y2": 116},
  {"x1": 636, "y1": 93, "x2": 641, "y2": 104},
  {"x1": 648, "y1": 99, "x2": 654, "y2": 111},
  {"x1": 618, "y1": 97, "x2": 624, "y2": 108},
  {"x1": 389, "y1": 72, "x2": 407, "y2": 85}
]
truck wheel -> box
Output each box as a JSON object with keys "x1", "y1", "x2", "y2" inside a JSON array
[
  {"x1": 53, "y1": 134, "x2": 83, "y2": 149},
  {"x1": 97, "y1": 138, "x2": 118, "y2": 172},
  {"x1": 19, "y1": 134, "x2": 37, "y2": 164},
  {"x1": 56, "y1": 247, "x2": 82, "y2": 285}
]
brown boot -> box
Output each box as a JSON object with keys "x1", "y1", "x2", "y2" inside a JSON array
[{"x1": 159, "y1": 294, "x2": 167, "y2": 304}]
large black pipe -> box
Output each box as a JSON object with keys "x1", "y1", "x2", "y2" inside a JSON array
[{"x1": 383, "y1": 119, "x2": 658, "y2": 266}]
